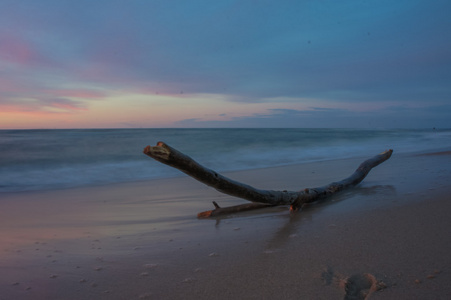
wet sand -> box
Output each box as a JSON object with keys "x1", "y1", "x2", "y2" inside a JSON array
[{"x1": 1, "y1": 150, "x2": 451, "y2": 299}]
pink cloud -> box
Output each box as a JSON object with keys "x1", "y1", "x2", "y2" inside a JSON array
[
  {"x1": 45, "y1": 98, "x2": 88, "y2": 112},
  {"x1": 1, "y1": 98, "x2": 87, "y2": 115},
  {"x1": 44, "y1": 89, "x2": 106, "y2": 99},
  {"x1": 0, "y1": 76, "x2": 23, "y2": 94},
  {"x1": 0, "y1": 33, "x2": 39, "y2": 66}
]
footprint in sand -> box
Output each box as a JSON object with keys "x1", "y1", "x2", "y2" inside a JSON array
[
  {"x1": 343, "y1": 273, "x2": 386, "y2": 300},
  {"x1": 321, "y1": 267, "x2": 386, "y2": 300}
]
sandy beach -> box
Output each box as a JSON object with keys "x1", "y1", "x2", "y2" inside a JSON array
[{"x1": 1, "y1": 150, "x2": 451, "y2": 300}]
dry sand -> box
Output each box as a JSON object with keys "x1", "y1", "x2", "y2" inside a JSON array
[{"x1": 1, "y1": 150, "x2": 451, "y2": 300}]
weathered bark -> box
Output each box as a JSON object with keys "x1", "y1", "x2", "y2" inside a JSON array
[{"x1": 143, "y1": 142, "x2": 393, "y2": 217}]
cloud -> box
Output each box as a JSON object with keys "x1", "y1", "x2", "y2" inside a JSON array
[
  {"x1": 0, "y1": 33, "x2": 37, "y2": 65},
  {"x1": 43, "y1": 89, "x2": 105, "y2": 99},
  {"x1": 1, "y1": 97, "x2": 88, "y2": 114},
  {"x1": 0, "y1": 0, "x2": 450, "y2": 128},
  {"x1": 174, "y1": 108, "x2": 352, "y2": 128},
  {"x1": 0, "y1": 81, "x2": 106, "y2": 114},
  {"x1": 39, "y1": 98, "x2": 88, "y2": 113},
  {"x1": 174, "y1": 104, "x2": 451, "y2": 129}
]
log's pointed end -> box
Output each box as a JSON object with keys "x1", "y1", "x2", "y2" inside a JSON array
[
  {"x1": 381, "y1": 149, "x2": 394, "y2": 160},
  {"x1": 383, "y1": 149, "x2": 394, "y2": 155}
]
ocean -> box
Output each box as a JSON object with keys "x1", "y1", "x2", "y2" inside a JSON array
[{"x1": 1, "y1": 128, "x2": 450, "y2": 193}]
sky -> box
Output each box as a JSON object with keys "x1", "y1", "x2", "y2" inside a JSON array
[{"x1": 0, "y1": 0, "x2": 450, "y2": 129}]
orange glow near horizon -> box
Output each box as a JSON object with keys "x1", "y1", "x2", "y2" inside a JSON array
[
  {"x1": 0, "y1": 92, "x2": 293, "y2": 129},
  {"x1": 0, "y1": 91, "x2": 397, "y2": 129}
]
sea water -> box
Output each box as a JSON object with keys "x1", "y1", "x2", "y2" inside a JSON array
[{"x1": 1, "y1": 128, "x2": 450, "y2": 192}]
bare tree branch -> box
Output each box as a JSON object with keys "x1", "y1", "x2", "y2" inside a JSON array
[{"x1": 143, "y1": 142, "x2": 393, "y2": 217}]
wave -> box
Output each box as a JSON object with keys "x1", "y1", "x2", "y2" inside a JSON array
[{"x1": 1, "y1": 128, "x2": 450, "y2": 192}]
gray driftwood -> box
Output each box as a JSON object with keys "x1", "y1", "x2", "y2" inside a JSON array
[{"x1": 143, "y1": 142, "x2": 393, "y2": 218}]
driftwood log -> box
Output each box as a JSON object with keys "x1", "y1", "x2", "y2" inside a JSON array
[{"x1": 143, "y1": 142, "x2": 393, "y2": 218}]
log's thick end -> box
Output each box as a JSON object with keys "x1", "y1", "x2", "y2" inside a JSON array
[
  {"x1": 143, "y1": 145, "x2": 151, "y2": 154},
  {"x1": 143, "y1": 143, "x2": 171, "y2": 160}
]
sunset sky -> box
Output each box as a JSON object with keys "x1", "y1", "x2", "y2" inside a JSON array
[{"x1": 1, "y1": 0, "x2": 450, "y2": 129}]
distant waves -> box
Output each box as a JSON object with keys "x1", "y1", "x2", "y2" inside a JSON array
[{"x1": 0, "y1": 128, "x2": 450, "y2": 192}]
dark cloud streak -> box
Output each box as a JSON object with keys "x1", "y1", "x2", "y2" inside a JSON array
[{"x1": 175, "y1": 104, "x2": 451, "y2": 129}]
